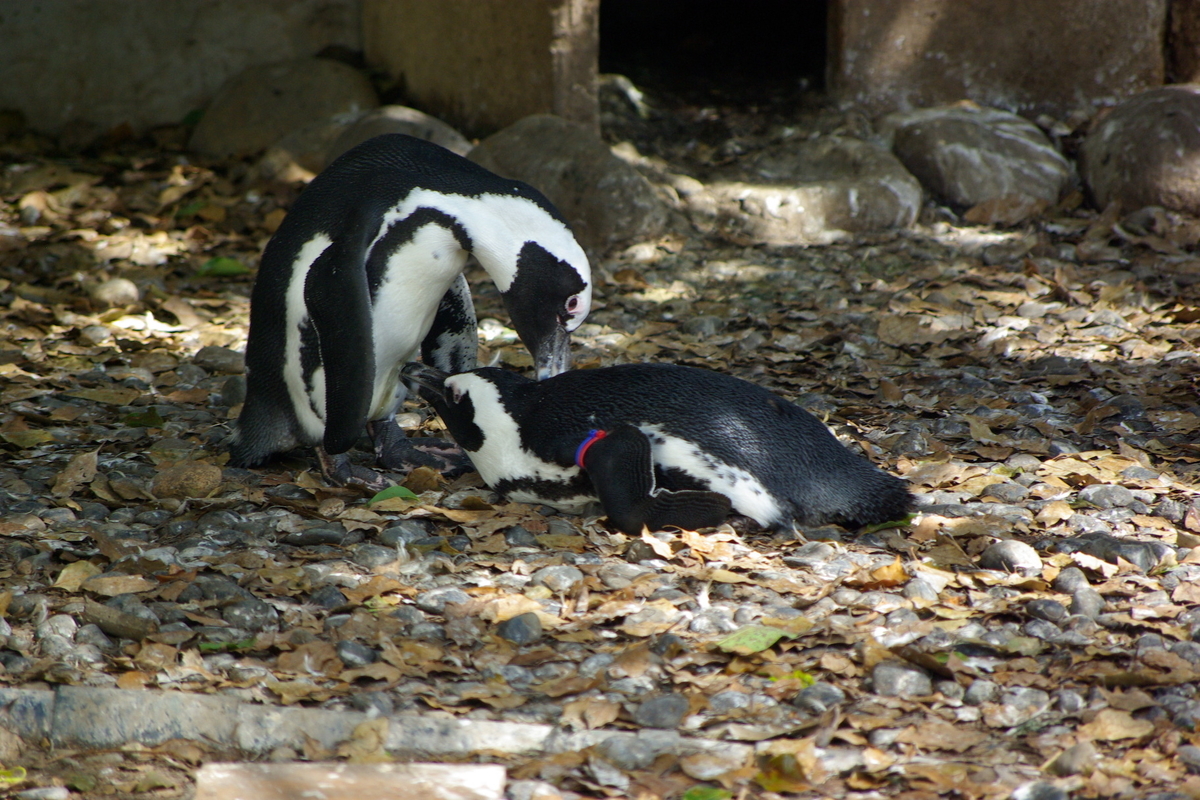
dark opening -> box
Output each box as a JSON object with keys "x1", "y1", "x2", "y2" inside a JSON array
[{"x1": 599, "y1": 0, "x2": 827, "y2": 107}]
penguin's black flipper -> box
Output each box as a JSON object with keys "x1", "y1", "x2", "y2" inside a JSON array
[
  {"x1": 367, "y1": 418, "x2": 472, "y2": 477},
  {"x1": 305, "y1": 243, "x2": 374, "y2": 456},
  {"x1": 421, "y1": 272, "x2": 479, "y2": 375},
  {"x1": 581, "y1": 424, "x2": 731, "y2": 535}
]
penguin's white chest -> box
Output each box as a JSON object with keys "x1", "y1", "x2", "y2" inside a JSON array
[{"x1": 368, "y1": 225, "x2": 469, "y2": 418}]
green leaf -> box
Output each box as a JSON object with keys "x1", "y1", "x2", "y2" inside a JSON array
[
  {"x1": 197, "y1": 638, "x2": 256, "y2": 653},
  {"x1": 860, "y1": 512, "x2": 916, "y2": 535},
  {"x1": 682, "y1": 787, "x2": 733, "y2": 800},
  {"x1": 123, "y1": 408, "x2": 166, "y2": 428},
  {"x1": 176, "y1": 199, "x2": 206, "y2": 217},
  {"x1": 716, "y1": 624, "x2": 791, "y2": 655},
  {"x1": 197, "y1": 257, "x2": 251, "y2": 277},
  {"x1": 0, "y1": 767, "x2": 26, "y2": 787},
  {"x1": 368, "y1": 485, "x2": 419, "y2": 505},
  {"x1": 771, "y1": 669, "x2": 815, "y2": 687}
]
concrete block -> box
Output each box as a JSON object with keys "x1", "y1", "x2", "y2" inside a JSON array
[
  {"x1": 830, "y1": 0, "x2": 1168, "y2": 117},
  {"x1": 363, "y1": 0, "x2": 598, "y2": 136},
  {"x1": 50, "y1": 686, "x2": 240, "y2": 749}
]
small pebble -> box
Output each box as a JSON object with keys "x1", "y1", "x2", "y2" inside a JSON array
[
  {"x1": 351, "y1": 543, "x2": 398, "y2": 569},
  {"x1": 414, "y1": 587, "x2": 471, "y2": 614},
  {"x1": 1011, "y1": 781, "x2": 1069, "y2": 800},
  {"x1": 634, "y1": 693, "x2": 689, "y2": 729},
  {"x1": 872, "y1": 661, "x2": 932, "y2": 698},
  {"x1": 192, "y1": 345, "x2": 245, "y2": 374},
  {"x1": 1070, "y1": 587, "x2": 1107, "y2": 619},
  {"x1": 335, "y1": 640, "x2": 378, "y2": 668},
  {"x1": 496, "y1": 612, "x2": 542, "y2": 645},
  {"x1": 1078, "y1": 483, "x2": 1135, "y2": 509},
  {"x1": 531, "y1": 565, "x2": 584, "y2": 594},
  {"x1": 977, "y1": 540, "x2": 1042, "y2": 573},
  {"x1": 1052, "y1": 567, "x2": 1090, "y2": 594},
  {"x1": 222, "y1": 599, "x2": 279, "y2": 632},
  {"x1": 504, "y1": 525, "x2": 540, "y2": 548},
  {"x1": 597, "y1": 735, "x2": 656, "y2": 771},
  {"x1": 90, "y1": 277, "x2": 140, "y2": 307},
  {"x1": 1178, "y1": 744, "x2": 1200, "y2": 774},
  {"x1": 1026, "y1": 598, "x2": 1068, "y2": 624},
  {"x1": 794, "y1": 682, "x2": 846, "y2": 713},
  {"x1": 964, "y1": 679, "x2": 999, "y2": 706}
]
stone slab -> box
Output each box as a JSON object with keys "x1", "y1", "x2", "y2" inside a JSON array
[
  {"x1": 50, "y1": 686, "x2": 241, "y2": 749},
  {"x1": 0, "y1": 688, "x2": 55, "y2": 741},
  {"x1": 194, "y1": 763, "x2": 506, "y2": 800}
]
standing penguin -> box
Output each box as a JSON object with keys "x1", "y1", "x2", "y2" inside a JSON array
[
  {"x1": 229, "y1": 134, "x2": 592, "y2": 489},
  {"x1": 402, "y1": 362, "x2": 912, "y2": 535}
]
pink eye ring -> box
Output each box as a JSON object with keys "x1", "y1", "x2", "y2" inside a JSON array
[{"x1": 566, "y1": 296, "x2": 580, "y2": 314}]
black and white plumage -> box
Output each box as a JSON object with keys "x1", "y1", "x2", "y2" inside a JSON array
[
  {"x1": 402, "y1": 362, "x2": 913, "y2": 535},
  {"x1": 228, "y1": 134, "x2": 591, "y2": 487}
]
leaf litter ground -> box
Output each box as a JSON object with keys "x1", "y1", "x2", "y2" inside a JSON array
[{"x1": 2, "y1": 101, "x2": 1200, "y2": 799}]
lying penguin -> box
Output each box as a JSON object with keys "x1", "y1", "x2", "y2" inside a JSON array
[
  {"x1": 228, "y1": 134, "x2": 592, "y2": 489},
  {"x1": 402, "y1": 362, "x2": 912, "y2": 535}
]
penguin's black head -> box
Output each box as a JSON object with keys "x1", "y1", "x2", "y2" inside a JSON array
[
  {"x1": 500, "y1": 241, "x2": 591, "y2": 380},
  {"x1": 402, "y1": 363, "x2": 485, "y2": 451}
]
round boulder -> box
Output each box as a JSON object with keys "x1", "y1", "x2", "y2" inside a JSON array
[
  {"x1": 190, "y1": 57, "x2": 378, "y2": 159},
  {"x1": 468, "y1": 114, "x2": 668, "y2": 255},
  {"x1": 700, "y1": 136, "x2": 922, "y2": 245},
  {"x1": 1082, "y1": 85, "x2": 1200, "y2": 214},
  {"x1": 883, "y1": 103, "x2": 1070, "y2": 223}
]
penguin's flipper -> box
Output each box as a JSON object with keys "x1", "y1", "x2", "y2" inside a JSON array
[
  {"x1": 581, "y1": 424, "x2": 730, "y2": 535},
  {"x1": 367, "y1": 418, "x2": 472, "y2": 476},
  {"x1": 305, "y1": 242, "x2": 375, "y2": 456},
  {"x1": 421, "y1": 272, "x2": 479, "y2": 374}
]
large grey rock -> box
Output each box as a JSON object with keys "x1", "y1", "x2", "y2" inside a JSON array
[
  {"x1": 326, "y1": 105, "x2": 473, "y2": 165},
  {"x1": 190, "y1": 57, "x2": 378, "y2": 159},
  {"x1": 1082, "y1": 85, "x2": 1200, "y2": 214},
  {"x1": 696, "y1": 137, "x2": 921, "y2": 245},
  {"x1": 468, "y1": 114, "x2": 668, "y2": 255},
  {"x1": 882, "y1": 104, "x2": 1070, "y2": 223}
]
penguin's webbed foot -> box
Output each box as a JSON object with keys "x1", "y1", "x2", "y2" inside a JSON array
[
  {"x1": 367, "y1": 419, "x2": 473, "y2": 477},
  {"x1": 316, "y1": 447, "x2": 392, "y2": 493}
]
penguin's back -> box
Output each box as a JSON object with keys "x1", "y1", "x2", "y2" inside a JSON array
[{"x1": 502, "y1": 363, "x2": 911, "y2": 529}]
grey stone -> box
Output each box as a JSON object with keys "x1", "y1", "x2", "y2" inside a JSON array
[
  {"x1": 530, "y1": 565, "x2": 584, "y2": 594},
  {"x1": 469, "y1": 114, "x2": 668, "y2": 255},
  {"x1": 1082, "y1": 85, "x2": 1200, "y2": 215},
  {"x1": 1052, "y1": 567, "x2": 1090, "y2": 594},
  {"x1": 981, "y1": 482, "x2": 1029, "y2": 503},
  {"x1": 936, "y1": 680, "x2": 965, "y2": 702},
  {"x1": 578, "y1": 653, "x2": 614, "y2": 680},
  {"x1": 1079, "y1": 484, "x2": 1136, "y2": 509},
  {"x1": 700, "y1": 136, "x2": 921, "y2": 245},
  {"x1": 192, "y1": 345, "x2": 244, "y2": 374},
  {"x1": 986, "y1": 687, "x2": 1051, "y2": 727},
  {"x1": 689, "y1": 607, "x2": 738, "y2": 635},
  {"x1": 1179, "y1": 744, "x2": 1200, "y2": 773},
  {"x1": 794, "y1": 682, "x2": 847, "y2": 713},
  {"x1": 709, "y1": 690, "x2": 752, "y2": 714},
  {"x1": 496, "y1": 612, "x2": 542, "y2": 646},
  {"x1": 597, "y1": 734, "x2": 656, "y2": 771},
  {"x1": 1054, "y1": 688, "x2": 1086, "y2": 714},
  {"x1": 36, "y1": 614, "x2": 77, "y2": 641},
  {"x1": 308, "y1": 585, "x2": 347, "y2": 610},
  {"x1": 1171, "y1": 641, "x2": 1200, "y2": 665},
  {"x1": 1071, "y1": 588, "x2": 1107, "y2": 619},
  {"x1": 964, "y1": 679, "x2": 999, "y2": 706},
  {"x1": 414, "y1": 587, "x2": 471, "y2": 614},
  {"x1": 977, "y1": 539, "x2": 1042, "y2": 573},
  {"x1": 634, "y1": 694, "x2": 689, "y2": 729},
  {"x1": 872, "y1": 661, "x2": 933, "y2": 698},
  {"x1": 883, "y1": 104, "x2": 1070, "y2": 217},
  {"x1": 1023, "y1": 619, "x2": 1061, "y2": 641},
  {"x1": 1011, "y1": 781, "x2": 1070, "y2": 800},
  {"x1": 190, "y1": 57, "x2": 378, "y2": 159},
  {"x1": 1026, "y1": 598, "x2": 1068, "y2": 625},
  {"x1": 89, "y1": 277, "x2": 139, "y2": 308},
  {"x1": 504, "y1": 525, "x2": 540, "y2": 549},
  {"x1": 351, "y1": 543, "x2": 398, "y2": 569},
  {"x1": 335, "y1": 640, "x2": 377, "y2": 668},
  {"x1": 903, "y1": 577, "x2": 941, "y2": 602},
  {"x1": 221, "y1": 599, "x2": 278, "y2": 633},
  {"x1": 380, "y1": 519, "x2": 435, "y2": 546},
  {"x1": 326, "y1": 105, "x2": 472, "y2": 165}
]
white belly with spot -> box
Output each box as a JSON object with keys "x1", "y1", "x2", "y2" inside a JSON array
[{"x1": 368, "y1": 225, "x2": 469, "y2": 419}]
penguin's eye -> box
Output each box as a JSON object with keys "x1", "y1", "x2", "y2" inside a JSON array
[{"x1": 566, "y1": 295, "x2": 581, "y2": 315}]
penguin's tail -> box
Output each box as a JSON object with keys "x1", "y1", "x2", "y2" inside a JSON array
[{"x1": 227, "y1": 397, "x2": 302, "y2": 468}]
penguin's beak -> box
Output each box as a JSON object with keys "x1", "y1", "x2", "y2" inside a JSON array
[
  {"x1": 401, "y1": 363, "x2": 449, "y2": 398},
  {"x1": 534, "y1": 324, "x2": 571, "y2": 381}
]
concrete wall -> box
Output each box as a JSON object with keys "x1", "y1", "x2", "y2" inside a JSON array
[
  {"x1": 363, "y1": 0, "x2": 599, "y2": 137},
  {"x1": 0, "y1": 0, "x2": 361, "y2": 135}
]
